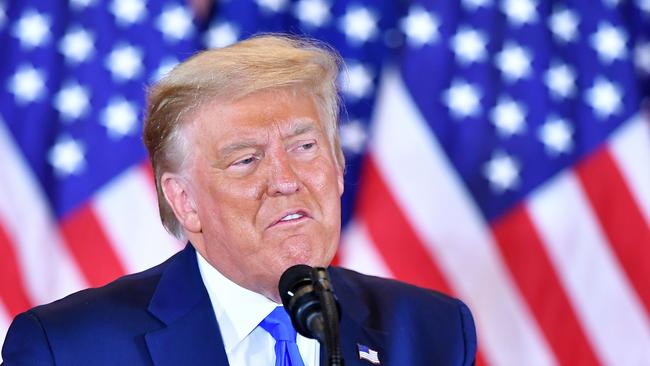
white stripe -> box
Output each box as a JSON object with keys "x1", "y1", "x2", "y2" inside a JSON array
[
  {"x1": 92, "y1": 164, "x2": 182, "y2": 274},
  {"x1": 0, "y1": 118, "x2": 86, "y2": 304},
  {"x1": 527, "y1": 171, "x2": 650, "y2": 365},
  {"x1": 339, "y1": 219, "x2": 392, "y2": 278},
  {"x1": 608, "y1": 115, "x2": 650, "y2": 224},
  {"x1": 0, "y1": 302, "x2": 10, "y2": 363},
  {"x1": 367, "y1": 67, "x2": 557, "y2": 366}
]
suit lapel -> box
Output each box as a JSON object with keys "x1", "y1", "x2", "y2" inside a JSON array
[
  {"x1": 144, "y1": 245, "x2": 229, "y2": 366},
  {"x1": 329, "y1": 268, "x2": 387, "y2": 366}
]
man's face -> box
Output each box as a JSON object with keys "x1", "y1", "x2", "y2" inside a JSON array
[{"x1": 174, "y1": 88, "x2": 343, "y2": 301}]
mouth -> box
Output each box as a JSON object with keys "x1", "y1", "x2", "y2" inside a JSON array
[{"x1": 268, "y1": 209, "x2": 311, "y2": 229}]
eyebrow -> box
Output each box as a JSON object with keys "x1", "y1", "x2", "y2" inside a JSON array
[{"x1": 218, "y1": 119, "x2": 318, "y2": 157}]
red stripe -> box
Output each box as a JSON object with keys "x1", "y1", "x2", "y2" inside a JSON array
[
  {"x1": 357, "y1": 156, "x2": 487, "y2": 365},
  {"x1": 492, "y1": 204, "x2": 601, "y2": 365},
  {"x1": 60, "y1": 203, "x2": 126, "y2": 287},
  {"x1": 576, "y1": 147, "x2": 650, "y2": 314},
  {"x1": 0, "y1": 219, "x2": 33, "y2": 316},
  {"x1": 357, "y1": 156, "x2": 451, "y2": 293}
]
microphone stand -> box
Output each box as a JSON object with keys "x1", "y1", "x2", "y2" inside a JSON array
[{"x1": 311, "y1": 267, "x2": 344, "y2": 366}]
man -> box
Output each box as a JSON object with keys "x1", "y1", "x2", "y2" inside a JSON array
[{"x1": 2, "y1": 35, "x2": 477, "y2": 365}]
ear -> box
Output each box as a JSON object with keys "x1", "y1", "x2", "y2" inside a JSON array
[
  {"x1": 161, "y1": 172, "x2": 202, "y2": 234},
  {"x1": 336, "y1": 165, "x2": 344, "y2": 196}
]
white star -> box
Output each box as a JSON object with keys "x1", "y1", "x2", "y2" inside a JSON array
[
  {"x1": 12, "y1": 9, "x2": 51, "y2": 49},
  {"x1": 451, "y1": 26, "x2": 487, "y2": 65},
  {"x1": 204, "y1": 22, "x2": 239, "y2": 49},
  {"x1": 538, "y1": 116, "x2": 573, "y2": 156},
  {"x1": 101, "y1": 97, "x2": 139, "y2": 138},
  {"x1": 339, "y1": 6, "x2": 378, "y2": 45},
  {"x1": 59, "y1": 26, "x2": 95, "y2": 64},
  {"x1": 501, "y1": 0, "x2": 537, "y2": 26},
  {"x1": 484, "y1": 151, "x2": 520, "y2": 193},
  {"x1": 256, "y1": 0, "x2": 288, "y2": 12},
  {"x1": 340, "y1": 63, "x2": 374, "y2": 100},
  {"x1": 462, "y1": 0, "x2": 492, "y2": 10},
  {"x1": 0, "y1": 2, "x2": 6, "y2": 30},
  {"x1": 48, "y1": 136, "x2": 86, "y2": 177},
  {"x1": 443, "y1": 79, "x2": 482, "y2": 119},
  {"x1": 591, "y1": 23, "x2": 627, "y2": 63},
  {"x1": 70, "y1": 0, "x2": 97, "y2": 10},
  {"x1": 548, "y1": 8, "x2": 579, "y2": 43},
  {"x1": 495, "y1": 42, "x2": 532, "y2": 82},
  {"x1": 53, "y1": 81, "x2": 90, "y2": 121},
  {"x1": 151, "y1": 57, "x2": 179, "y2": 82},
  {"x1": 639, "y1": 0, "x2": 650, "y2": 13},
  {"x1": 105, "y1": 43, "x2": 143, "y2": 82},
  {"x1": 545, "y1": 62, "x2": 576, "y2": 99},
  {"x1": 294, "y1": 0, "x2": 330, "y2": 28},
  {"x1": 635, "y1": 41, "x2": 650, "y2": 75},
  {"x1": 7, "y1": 64, "x2": 46, "y2": 104},
  {"x1": 156, "y1": 5, "x2": 193, "y2": 42},
  {"x1": 490, "y1": 97, "x2": 527, "y2": 137},
  {"x1": 340, "y1": 119, "x2": 367, "y2": 154},
  {"x1": 400, "y1": 6, "x2": 439, "y2": 47},
  {"x1": 585, "y1": 77, "x2": 623, "y2": 119},
  {"x1": 110, "y1": 0, "x2": 147, "y2": 26}
]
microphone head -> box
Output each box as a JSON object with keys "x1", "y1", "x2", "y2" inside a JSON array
[{"x1": 279, "y1": 264, "x2": 313, "y2": 309}]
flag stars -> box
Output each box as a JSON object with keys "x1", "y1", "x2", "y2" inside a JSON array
[
  {"x1": 204, "y1": 21, "x2": 239, "y2": 49},
  {"x1": 538, "y1": 116, "x2": 573, "y2": 156},
  {"x1": 635, "y1": 41, "x2": 650, "y2": 75},
  {"x1": 101, "y1": 97, "x2": 139, "y2": 138},
  {"x1": 156, "y1": 5, "x2": 194, "y2": 42},
  {"x1": 105, "y1": 43, "x2": 143, "y2": 82},
  {"x1": 443, "y1": 80, "x2": 482, "y2": 119},
  {"x1": 590, "y1": 23, "x2": 627, "y2": 64},
  {"x1": 256, "y1": 0, "x2": 288, "y2": 13},
  {"x1": 339, "y1": 6, "x2": 378, "y2": 45},
  {"x1": 490, "y1": 97, "x2": 527, "y2": 137},
  {"x1": 59, "y1": 26, "x2": 95, "y2": 64},
  {"x1": 483, "y1": 151, "x2": 520, "y2": 193},
  {"x1": 8, "y1": 64, "x2": 46, "y2": 104},
  {"x1": 501, "y1": 0, "x2": 538, "y2": 26},
  {"x1": 462, "y1": 0, "x2": 492, "y2": 11},
  {"x1": 495, "y1": 42, "x2": 532, "y2": 82},
  {"x1": 294, "y1": 0, "x2": 330, "y2": 28},
  {"x1": 70, "y1": 0, "x2": 97, "y2": 10},
  {"x1": 151, "y1": 57, "x2": 179, "y2": 82},
  {"x1": 12, "y1": 9, "x2": 51, "y2": 49},
  {"x1": 549, "y1": 8, "x2": 579, "y2": 43},
  {"x1": 545, "y1": 63, "x2": 576, "y2": 99},
  {"x1": 340, "y1": 120, "x2": 367, "y2": 154},
  {"x1": 54, "y1": 82, "x2": 90, "y2": 121},
  {"x1": 110, "y1": 0, "x2": 147, "y2": 26},
  {"x1": 48, "y1": 136, "x2": 86, "y2": 177},
  {"x1": 585, "y1": 77, "x2": 623, "y2": 119},
  {"x1": 340, "y1": 63, "x2": 374, "y2": 100},
  {"x1": 399, "y1": 6, "x2": 439, "y2": 47},
  {"x1": 451, "y1": 27, "x2": 487, "y2": 65}
]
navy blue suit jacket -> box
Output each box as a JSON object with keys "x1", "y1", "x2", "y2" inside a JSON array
[{"x1": 2, "y1": 244, "x2": 477, "y2": 365}]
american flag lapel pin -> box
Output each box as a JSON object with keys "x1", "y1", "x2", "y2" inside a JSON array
[{"x1": 357, "y1": 343, "x2": 380, "y2": 364}]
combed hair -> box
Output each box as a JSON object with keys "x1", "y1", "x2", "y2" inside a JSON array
[{"x1": 143, "y1": 34, "x2": 345, "y2": 239}]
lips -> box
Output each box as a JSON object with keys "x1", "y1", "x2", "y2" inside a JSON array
[{"x1": 268, "y1": 209, "x2": 311, "y2": 229}]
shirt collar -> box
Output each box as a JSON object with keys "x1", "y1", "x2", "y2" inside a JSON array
[{"x1": 196, "y1": 252, "x2": 278, "y2": 354}]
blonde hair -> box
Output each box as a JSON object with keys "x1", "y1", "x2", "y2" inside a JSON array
[{"x1": 143, "y1": 34, "x2": 345, "y2": 239}]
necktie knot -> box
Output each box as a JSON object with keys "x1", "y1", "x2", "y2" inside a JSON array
[
  {"x1": 260, "y1": 306, "x2": 296, "y2": 342},
  {"x1": 260, "y1": 306, "x2": 305, "y2": 366}
]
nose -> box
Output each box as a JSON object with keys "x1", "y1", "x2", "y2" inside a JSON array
[{"x1": 266, "y1": 149, "x2": 300, "y2": 196}]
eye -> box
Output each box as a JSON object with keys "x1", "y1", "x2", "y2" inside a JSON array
[
  {"x1": 299, "y1": 142, "x2": 316, "y2": 150},
  {"x1": 233, "y1": 156, "x2": 257, "y2": 166}
]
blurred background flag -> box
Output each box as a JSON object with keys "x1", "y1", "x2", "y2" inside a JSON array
[{"x1": 1, "y1": 0, "x2": 649, "y2": 365}]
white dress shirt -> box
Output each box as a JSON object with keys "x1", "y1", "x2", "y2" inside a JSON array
[{"x1": 197, "y1": 253, "x2": 320, "y2": 366}]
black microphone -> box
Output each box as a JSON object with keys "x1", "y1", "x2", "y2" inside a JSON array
[{"x1": 279, "y1": 264, "x2": 344, "y2": 366}]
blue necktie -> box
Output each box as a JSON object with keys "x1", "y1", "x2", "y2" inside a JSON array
[{"x1": 260, "y1": 306, "x2": 306, "y2": 366}]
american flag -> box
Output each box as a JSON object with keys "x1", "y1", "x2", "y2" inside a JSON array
[{"x1": 1, "y1": 0, "x2": 649, "y2": 365}]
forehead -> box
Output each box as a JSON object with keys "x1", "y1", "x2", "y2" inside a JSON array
[{"x1": 188, "y1": 88, "x2": 325, "y2": 143}]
